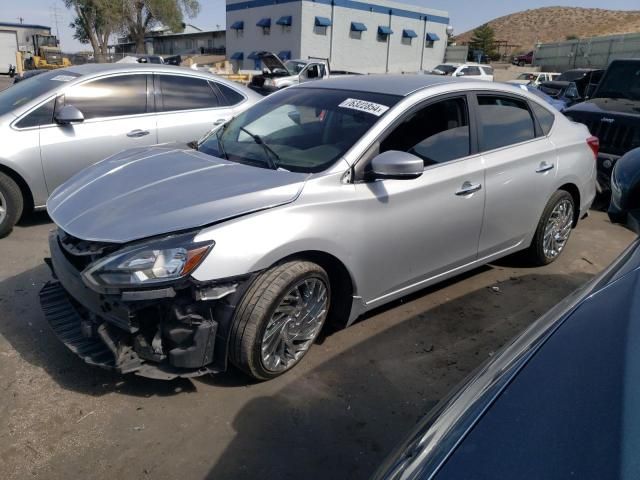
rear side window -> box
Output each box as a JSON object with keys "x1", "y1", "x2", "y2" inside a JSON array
[
  {"x1": 15, "y1": 98, "x2": 55, "y2": 128},
  {"x1": 214, "y1": 82, "x2": 245, "y2": 106},
  {"x1": 159, "y1": 75, "x2": 219, "y2": 111},
  {"x1": 381, "y1": 97, "x2": 470, "y2": 166},
  {"x1": 531, "y1": 102, "x2": 555, "y2": 136},
  {"x1": 477, "y1": 95, "x2": 536, "y2": 151},
  {"x1": 63, "y1": 75, "x2": 147, "y2": 119},
  {"x1": 481, "y1": 66, "x2": 494, "y2": 75},
  {"x1": 461, "y1": 66, "x2": 481, "y2": 76}
]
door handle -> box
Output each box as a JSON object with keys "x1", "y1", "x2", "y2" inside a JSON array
[
  {"x1": 127, "y1": 129, "x2": 150, "y2": 138},
  {"x1": 455, "y1": 181, "x2": 482, "y2": 196},
  {"x1": 536, "y1": 162, "x2": 555, "y2": 173}
]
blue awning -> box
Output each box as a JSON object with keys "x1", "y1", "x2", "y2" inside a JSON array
[
  {"x1": 230, "y1": 52, "x2": 243, "y2": 60},
  {"x1": 256, "y1": 18, "x2": 271, "y2": 28},
  {"x1": 402, "y1": 29, "x2": 417, "y2": 38},
  {"x1": 276, "y1": 16, "x2": 292, "y2": 26},
  {"x1": 315, "y1": 16, "x2": 332, "y2": 27},
  {"x1": 230, "y1": 21, "x2": 244, "y2": 30},
  {"x1": 278, "y1": 50, "x2": 292, "y2": 60},
  {"x1": 378, "y1": 26, "x2": 393, "y2": 35},
  {"x1": 247, "y1": 51, "x2": 260, "y2": 60},
  {"x1": 426, "y1": 32, "x2": 440, "y2": 41},
  {"x1": 350, "y1": 22, "x2": 367, "y2": 32}
]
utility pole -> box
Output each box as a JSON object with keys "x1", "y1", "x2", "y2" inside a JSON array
[{"x1": 50, "y1": 3, "x2": 63, "y2": 39}]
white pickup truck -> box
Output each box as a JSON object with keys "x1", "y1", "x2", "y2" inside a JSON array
[{"x1": 248, "y1": 52, "x2": 331, "y2": 95}]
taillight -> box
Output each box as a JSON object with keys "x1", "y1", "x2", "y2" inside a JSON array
[{"x1": 587, "y1": 136, "x2": 599, "y2": 159}]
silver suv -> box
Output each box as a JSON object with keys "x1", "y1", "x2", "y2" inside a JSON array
[
  {"x1": 41, "y1": 75, "x2": 597, "y2": 381},
  {"x1": 0, "y1": 63, "x2": 260, "y2": 236}
]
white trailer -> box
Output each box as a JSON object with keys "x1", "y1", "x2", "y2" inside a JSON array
[{"x1": 0, "y1": 30, "x2": 18, "y2": 74}]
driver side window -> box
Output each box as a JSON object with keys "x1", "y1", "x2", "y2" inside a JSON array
[{"x1": 380, "y1": 97, "x2": 471, "y2": 166}]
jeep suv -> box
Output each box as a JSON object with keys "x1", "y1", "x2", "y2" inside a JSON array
[{"x1": 563, "y1": 59, "x2": 640, "y2": 195}]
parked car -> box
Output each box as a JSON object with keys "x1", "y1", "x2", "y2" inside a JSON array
[
  {"x1": 429, "y1": 64, "x2": 459, "y2": 76},
  {"x1": 451, "y1": 64, "x2": 494, "y2": 81},
  {"x1": 508, "y1": 71, "x2": 559, "y2": 87},
  {"x1": 373, "y1": 147, "x2": 640, "y2": 480},
  {"x1": 512, "y1": 84, "x2": 567, "y2": 111},
  {"x1": 563, "y1": 59, "x2": 640, "y2": 196},
  {"x1": 539, "y1": 68, "x2": 603, "y2": 100},
  {"x1": 12, "y1": 69, "x2": 46, "y2": 84},
  {"x1": 40, "y1": 75, "x2": 597, "y2": 381},
  {"x1": 249, "y1": 52, "x2": 330, "y2": 95},
  {"x1": 512, "y1": 51, "x2": 534, "y2": 66},
  {"x1": 0, "y1": 63, "x2": 260, "y2": 236}
]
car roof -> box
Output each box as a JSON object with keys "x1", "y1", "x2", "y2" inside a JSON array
[
  {"x1": 61, "y1": 63, "x2": 196, "y2": 76},
  {"x1": 296, "y1": 74, "x2": 469, "y2": 96}
]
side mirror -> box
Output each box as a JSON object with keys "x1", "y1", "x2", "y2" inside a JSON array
[
  {"x1": 55, "y1": 105, "x2": 84, "y2": 125},
  {"x1": 370, "y1": 151, "x2": 423, "y2": 180},
  {"x1": 609, "y1": 147, "x2": 640, "y2": 234}
]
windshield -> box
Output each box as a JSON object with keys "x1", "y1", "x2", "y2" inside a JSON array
[
  {"x1": 0, "y1": 69, "x2": 79, "y2": 116},
  {"x1": 595, "y1": 62, "x2": 640, "y2": 100},
  {"x1": 517, "y1": 73, "x2": 536, "y2": 80},
  {"x1": 557, "y1": 70, "x2": 587, "y2": 82},
  {"x1": 434, "y1": 65, "x2": 456, "y2": 74},
  {"x1": 284, "y1": 60, "x2": 306, "y2": 75},
  {"x1": 198, "y1": 87, "x2": 401, "y2": 173}
]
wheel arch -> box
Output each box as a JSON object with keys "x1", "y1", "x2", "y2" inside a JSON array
[
  {"x1": 0, "y1": 163, "x2": 34, "y2": 216},
  {"x1": 558, "y1": 182, "x2": 581, "y2": 227},
  {"x1": 274, "y1": 250, "x2": 355, "y2": 329}
]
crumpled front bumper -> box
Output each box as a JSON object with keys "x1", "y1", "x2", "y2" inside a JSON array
[{"x1": 39, "y1": 231, "x2": 246, "y2": 380}]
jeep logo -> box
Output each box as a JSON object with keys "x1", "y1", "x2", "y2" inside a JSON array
[{"x1": 600, "y1": 117, "x2": 615, "y2": 123}]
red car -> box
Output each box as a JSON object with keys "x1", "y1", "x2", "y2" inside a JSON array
[{"x1": 513, "y1": 51, "x2": 534, "y2": 66}]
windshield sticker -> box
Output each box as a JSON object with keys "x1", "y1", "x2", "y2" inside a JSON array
[
  {"x1": 338, "y1": 98, "x2": 389, "y2": 116},
  {"x1": 50, "y1": 75, "x2": 76, "y2": 82}
]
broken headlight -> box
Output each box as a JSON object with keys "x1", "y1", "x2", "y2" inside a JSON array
[{"x1": 82, "y1": 233, "x2": 214, "y2": 289}]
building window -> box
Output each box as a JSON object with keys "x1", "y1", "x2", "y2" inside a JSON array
[
  {"x1": 185, "y1": 39, "x2": 193, "y2": 50},
  {"x1": 425, "y1": 32, "x2": 440, "y2": 48},
  {"x1": 402, "y1": 29, "x2": 417, "y2": 45},
  {"x1": 257, "y1": 18, "x2": 271, "y2": 35},
  {"x1": 314, "y1": 16, "x2": 331, "y2": 35},
  {"x1": 377, "y1": 26, "x2": 393, "y2": 42},
  {"x1": 350, "y1": 22, "x2": 367, "y2": 40},
  {"x1": 277, "y1": 15, "x2": 292, "y2": 33}
]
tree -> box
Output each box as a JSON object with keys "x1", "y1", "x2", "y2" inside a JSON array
[
  {"x1": 121, "y1": 0, "x2": 200, "y2": 53},
  {"x1": 64, "y1": 0, "x2": 120, "y2": 62},
  {"x1": 469, "y1": 23, "x2": 498, "y2": 59}
]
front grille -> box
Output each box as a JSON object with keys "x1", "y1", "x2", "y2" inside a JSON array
[
  {"x1": 576, "y1": 118, "x2": 640, "y2": 156},
  {"x1": 57, "y1": 229, "x2": 116, "y2": 271}
]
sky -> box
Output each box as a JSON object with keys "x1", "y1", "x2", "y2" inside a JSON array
[{"x1": 3, "y1": 0, "x2": 639, "y2": 52}]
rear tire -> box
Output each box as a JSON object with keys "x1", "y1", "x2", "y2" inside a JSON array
[
  {"x1": 0, "y1": 172, "x2": 24, "y2": 238},
  {"x1": 525, "y1": 190, "x2": 575, "y2": 266},
  {"x1": 229, "y1": 261, "x2": 330, "y2": 380}
]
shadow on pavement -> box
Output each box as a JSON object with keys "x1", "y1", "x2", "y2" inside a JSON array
[
  {"x1": 17, "y1": 211, "x2": 52, "y2": 228},
  {"x1": 204, "y1": 271, "x2": 591, "y2": 480}
]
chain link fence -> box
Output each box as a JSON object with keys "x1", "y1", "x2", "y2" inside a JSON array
[{"x1": 534, "y1": 32, "x2": 640, "y2": 72}]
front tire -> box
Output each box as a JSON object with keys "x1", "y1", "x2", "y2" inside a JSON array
[
  {"x1": 229, "y1": 261, "x2": 330, "y2": 380},
  {"x1": 526, "y1": 190, "x2": 575, "y2": 266},
  {"x1": 0, "y1": 172, "x2": 24, "y2": 238}
]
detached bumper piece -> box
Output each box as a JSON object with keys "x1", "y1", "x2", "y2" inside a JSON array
[
  {"x1": 40, "y1": 281, "x2": 116, "y2": 370},
  {"x1": 40, "y1": 279, "x2": 220, "y2": 380}
]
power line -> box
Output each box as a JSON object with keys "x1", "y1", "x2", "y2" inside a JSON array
[{"x1": 49, "y1": 3, "x2": 63, "y2": 39}]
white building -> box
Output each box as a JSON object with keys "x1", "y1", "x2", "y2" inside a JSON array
[{"x1": 226, "y1": 0, "x2": 449, "y2": 73}]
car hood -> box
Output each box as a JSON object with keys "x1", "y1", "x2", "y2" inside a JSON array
[
  {"x1": 564, "y1": 96, "x2": 640, "y2": 116},
  {"x1": 258, "y1": 51, "x2": 289, "y2": 73},
  {"x1": 508, "y1": 79, "x2": 531, "y2": 85},
  {"x1": 47, "y1": 146, "x2": 308, "y2": 243}
]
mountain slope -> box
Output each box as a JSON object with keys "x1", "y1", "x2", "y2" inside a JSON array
[{"x1": 455, "y1": 7, "x2": 640, "y2": 52}]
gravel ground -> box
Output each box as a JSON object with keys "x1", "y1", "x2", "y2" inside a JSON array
[{"x1": 0, "y1": 210, "x2": 635, "y2": 480}]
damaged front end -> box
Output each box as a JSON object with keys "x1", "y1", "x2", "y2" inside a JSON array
[{"x1": 40, "y1": 229, "x2": 254, "y2": 380}]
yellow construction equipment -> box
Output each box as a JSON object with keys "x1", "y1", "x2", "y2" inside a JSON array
[{"x1": 24, "y1": 34, "x2": 71, "y2": 70}]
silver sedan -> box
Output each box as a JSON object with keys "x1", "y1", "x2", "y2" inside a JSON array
[
  {"x1": 0, "y1": 63, "x2": 261, "y2": 236},
  {"x1": 41, "y1": 75, "x2": 597, "y2": 381}
]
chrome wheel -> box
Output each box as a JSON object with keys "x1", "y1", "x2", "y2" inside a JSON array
[
  {"x1": 0, "y1": 190, "x2": 6, "y2": 225},
  {"x1": 543, "y1": 199, "x2": 574, "y2": 259},
  {"x1": 261, "y1": 277, "x2": 329, "y2": 372}
]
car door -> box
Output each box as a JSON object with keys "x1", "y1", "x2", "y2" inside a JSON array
[
  {"x1": 458, "y1": 66, "x2": 482, "y2": 79},
  {"x1": 475, "y1": 93, "x2": 558, "y2": 258},
  {"x1": 39, "y1": 72, "x2": 156, "y2": 193},
  {"x1": 299, "y1": 64, "x2": 321, "y2": 83},
  {"x1": 154, "y1": 73, "x2": 235, "y2": 144},
  {"x1": 354, "y1": 94, "x2": 486, "y2": 305}
]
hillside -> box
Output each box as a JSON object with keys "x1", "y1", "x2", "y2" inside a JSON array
[{"x1": 455, "y1": 7, "x2": 640, "y2": 52}]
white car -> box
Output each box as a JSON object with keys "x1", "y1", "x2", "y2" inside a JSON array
[
  {"x1": 509, "y1": 72, "x2": 560, "y2": 87},
  {"x1": 451, "y1": 64, "x2": 494, "y2": 81}
]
